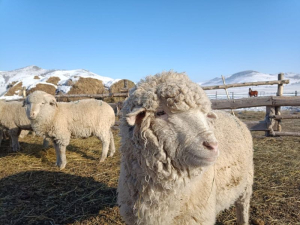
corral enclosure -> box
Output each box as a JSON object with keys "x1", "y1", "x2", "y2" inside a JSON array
[
  {"x1": 0, "y1": 111, "x2": 299, "y2": 225},
  {"x1": 1, "y1": 74, "x2": 300, "y2": 224}
]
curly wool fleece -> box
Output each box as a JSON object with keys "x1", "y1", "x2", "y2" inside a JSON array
[
  {"x1": 118, "y1": 71, "x2": 254, "y2": 225},
  {"x1": 125, "y1": 71, "x2": 211, "y2": 114}
]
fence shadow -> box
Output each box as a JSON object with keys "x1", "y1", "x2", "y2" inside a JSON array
[{"x1": 0, "y1": 171, "x2": 117, "y2": 224}]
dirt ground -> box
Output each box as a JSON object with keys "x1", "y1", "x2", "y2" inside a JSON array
[{"x1": 0, "y1": 111, "x2": 299, "y2": 225}]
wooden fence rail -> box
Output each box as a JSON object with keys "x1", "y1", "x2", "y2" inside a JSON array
[
  {"x1": 208, "y1": 73, "x2": 300, "y2": 137},
  {"x1": 2, "y1": 73, "x2": 299, "y2": 137},
  {"x1": 202, "y1": 79, "x2": 289, "y2": 90},
  {"x1": 211, "y1": 96, "x2": 300, "y2": 110}
]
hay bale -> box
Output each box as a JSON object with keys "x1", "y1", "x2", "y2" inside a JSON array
[
  {"x1": 110, "y1": 79, "x2": 135, "y2": 94},
  {"x1": 27, "y1": 83, "x2": 57, "y2": 96},
  {"x1": 46, "y1": 76, "x2": 60, "y2": 85},
  {"x1": 4, "y1": 82, "x2": 23, "y2": 96},
  {"x1": 57, "y1": 77, "x2": 109, "y2": 102},
  {"x1": 6, "y1": 81, "x2": 18, "y2": 90},
  {"x1": 109, "y1": 79, "x2": 135, "y2": 102}
]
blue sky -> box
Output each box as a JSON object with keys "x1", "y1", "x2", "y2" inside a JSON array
[{"x1": 0, "y1": 0, "x2": 299, "y2": 83}]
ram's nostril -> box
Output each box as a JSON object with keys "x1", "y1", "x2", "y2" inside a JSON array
[{"x1": 203, "y1": 141, "x2": 218, "y2": 151}]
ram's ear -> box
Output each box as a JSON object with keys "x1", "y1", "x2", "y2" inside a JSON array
[
  {"x1": 207, "y1": 111, "x2": 218, "y2": 119},
  {"x1": 126, "y1": 107, "x2": 146, "y2": 126}
]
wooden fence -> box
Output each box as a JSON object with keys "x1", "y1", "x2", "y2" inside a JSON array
[
  {"x1": 4, "y1": 73, "x2": 299, "y2": 137},
  {"x1": 206, "y1": 73, "x2": 300, "y2": 137}
]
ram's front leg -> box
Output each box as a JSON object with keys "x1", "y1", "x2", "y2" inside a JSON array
[
  {"x1": 53, "y1": 141, "x2": 67, "y2": 170},
  {"x1": 0, "y1": 128, "x2": 3, "y2": 147}
]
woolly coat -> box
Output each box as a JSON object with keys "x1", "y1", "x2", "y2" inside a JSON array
[
  {"x1": 0, "y1": 100, "x2": 32, "y2": 151},
  {"x1": 25, "y1": 91, "x2": 116, "y2": 168},
  {"x1": 0, "y1": 100, "x2": 31, "y2": 131},
  {"x1": 30, "y1": 100, "x2": 115, "y2": 145},
  {"x1": 117, "y1": 71, "x2": 254, "y2": 225}
]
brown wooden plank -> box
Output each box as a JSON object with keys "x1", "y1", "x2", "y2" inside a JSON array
[
  {"x1": 273, "y1": 131, "x2": 300, "y2": 137},
  {"x1": 211, "y1": 96, "x2": 300, "y2": 109},
  {"x1": 271, "y1": 115, "x2": 300, "y2": 120},
  {"x1": 202, "y1": 79, "x2": 289, "y2": 90}
]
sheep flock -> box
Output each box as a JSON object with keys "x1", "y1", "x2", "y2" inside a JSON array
[{"x1": 0, "y1": 71, "x2": 255, "y2": 224}]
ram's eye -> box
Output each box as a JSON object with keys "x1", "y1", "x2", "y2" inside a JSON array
[{"x1": 156, "y1": 111, "x2": 166, "y2": 116}]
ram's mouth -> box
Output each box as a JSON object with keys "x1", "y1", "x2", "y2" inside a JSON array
[{"x1": 186, "y1": 152, "x2": 218, "y2": 167}]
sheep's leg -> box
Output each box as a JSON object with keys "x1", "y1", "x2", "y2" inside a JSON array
[
  {"x1": 99, "y1": 132, "x2": 110, "y2": 162},
  {"x1": 108, "y1": 129, "x2": 115, "y2": 157},
  {"x1": 53, "y1": 141, "x2": 67, "y2": 170},
  {"x1": 0, "y1": 128, "x2": 3, "y2": 147},
  {"x1": 9, "y1": 128, "x2": 21, "y2": 152},
  {"x1": 42, "y1": 138, "x2": 50, "y2": 149},
  {"x1": 235, "y1": 184, "x2": 252, "y2": 225}
]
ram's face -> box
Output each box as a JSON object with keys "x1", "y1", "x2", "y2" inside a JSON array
[
  {"x1": 126, "y1": 106, "x2": 219, "y2": 168},
  {"x1": 24, "y1": 93, "x2": 57, "y2": 120}
]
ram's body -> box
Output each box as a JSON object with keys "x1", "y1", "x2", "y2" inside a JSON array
[{"x1": 117, "y1": 71, "x2": 254, "y2": 225}]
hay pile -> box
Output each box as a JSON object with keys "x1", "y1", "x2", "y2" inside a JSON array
[
  {"x1": 4, "y1": 82, "x2": 23, "y2": 96},
  {"x1": 27, "y1": 83, "x2": 57, "y2": 96},
  {"x1": 109, "y1": 79, "x2": 135, "y2": 94},
  {"x1": 46, "y1": 76, "x2": 61, "y2": 85},
  {"x1": 108, "y1": 79, "x2": 135, "y2": 102},
  {"x1": 57, "y1": 77, "x2": 109, "y2": 102}
]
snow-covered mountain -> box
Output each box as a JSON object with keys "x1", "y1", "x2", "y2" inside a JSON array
[
  {"x1": 0, "y1": 66, "x2": 121, "y2": 99},
  {"x1": 201, "y1": 70, "x2": 300, "y2": 96},
  {"x1": 1, "y1": 67, "x2": 299, "y2": 100}
]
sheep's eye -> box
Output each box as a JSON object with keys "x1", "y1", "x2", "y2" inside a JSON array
[{"x1": 156, "y1": 111, "x2": 166, "y2": 116}]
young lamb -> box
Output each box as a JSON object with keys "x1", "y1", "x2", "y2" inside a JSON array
[
  {"x1": 117, "y1": 71, "x2": 254, "y2": 225},
  {"x1": 24, "y1": 91, "x2": 116, "y2": 170},
  {"x1": 0, "y1": 100, "x2": 48, "y2": 151}
]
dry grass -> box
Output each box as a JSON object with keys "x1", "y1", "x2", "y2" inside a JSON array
[{"x1": 0, "y1": 111, "x2": 299, "y2": 225}]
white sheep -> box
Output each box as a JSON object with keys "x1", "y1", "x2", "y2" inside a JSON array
[
  {"x1": 117, "y1": 71, "x2": 254, "y2": 225},
  {"x1": 24, "y1": 91, "x2": 116, "y2": 170},
  {"x1": 0, "y1": 100, "x2": 42, "y2": 151}
]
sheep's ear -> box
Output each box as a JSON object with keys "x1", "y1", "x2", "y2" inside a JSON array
[
  {"x1": 207, "y1": 111, "x2": 217, "y2": 119},
  {"x1": 126, "y1": 107, "x2": 146, "y2": 126}
]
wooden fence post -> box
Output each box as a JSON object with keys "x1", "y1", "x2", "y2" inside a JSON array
[
  {"x1": 276, "y1": 73, "x2": 284, "y2": 132},
  {"x1": 221, "y1": 75, "x2": 235, "y2": 116},
  {"x1": 265, "y1": 106, "x2": 275, "y2": 136}
]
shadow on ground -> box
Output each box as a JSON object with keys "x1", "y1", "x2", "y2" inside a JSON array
[{"x1": 0, "y1": 171, "x2": 117, "y2": 225}]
